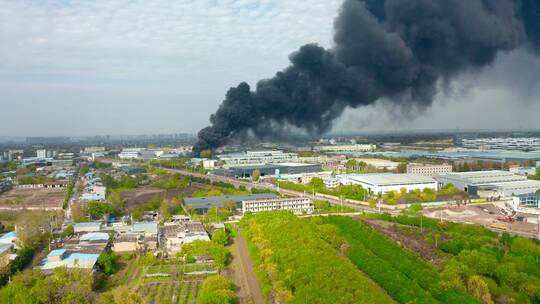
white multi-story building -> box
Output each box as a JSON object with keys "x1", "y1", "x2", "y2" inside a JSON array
[
  {"x1": 36, "y1": 149, "x2": 47, "y2": 158},
  {"x1": 218, "y1": 150, "x2": 298, "y2": 167},
  {"x1": 84, "y1": 146, "x2": 106, "y2": 153},
  {"x1": 406, "y1": 163, "x2": 453, "y2": 177},
  {"x1": 314, "y1": 144, "x2": 376, "y2": 152},
  {"x1": 461, "y1": 137, "x2": 540, "y2": 151},
  {"x1": 337, "y1": 173, "x2": 438, "y2": 195},
  {"x1": 242, "y1": 197, "x2": 314, "y2": 215}
]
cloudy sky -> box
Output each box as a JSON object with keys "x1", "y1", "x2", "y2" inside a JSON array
[{"x1": 1, "y1": 0, "x2": 539, "y2": 137}]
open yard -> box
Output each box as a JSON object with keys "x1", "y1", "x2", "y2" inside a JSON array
[
  {"x1": 120, "y1": 185, "x2": 206, "y2": 212},
  {"x1": 424, "y1": 203, "x2": 539, "y2": 238},
  {"x1": 0, "y1": 187, "x2": 63, "y2": 210}
]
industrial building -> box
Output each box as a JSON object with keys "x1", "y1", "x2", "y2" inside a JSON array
[
  {"x1": 436, "y1": 170, "x2": 540, "y2": 197},
  {"x1": 461, "y1": 137, "x2": 540, "y2": 151},
  {"x1": 217, "y1": 150, "x2": 298, "y2": 167},
  {"x1": 211, "y1": 163, "x2": 322, "y2": 178},
  {"x1": 242, "y1": 197, "x2": 314, "y2": 215},
  {"x1": 118, "y1": 148, "x2": 163, "y2": 160},
  {"x1": 314, "y1": 144, "x2": 376, "y2": 152},
  {"x1": 336, "y1": 173, "x2": 438, "y2": 195},
  {"x1": 406, "y1": 163, "x2": 453, "y2": 177},
  {"x1": 184, "y1": 193, "x2": 278, "y2": 214},
  {"x1": 356, "y1": 158, "x2": 399, "y2": 170}
]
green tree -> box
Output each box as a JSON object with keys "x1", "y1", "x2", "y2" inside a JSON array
[
  {"x1": 211, "y1": 229, "x2": 228, "y2": 246},
  {"x1": 71, "y1": 202, "x2": 88, "y2": 222},
  {"x1": 87, "y1": 202, "x2": 113, "y2": 219},
  {"x1": 63, "y1": 225, "x2": 74, "y2": 238},
  {"x1": 397, "y1": 162, "x2": 407, "y2": 173},
  {"x1": 108, "y1": 192, "x2": 126, "y2": 215},
  {"x1": 199, "y1": 150, "x2": 212, "y2": 158},
  {"x1": 16, "y1": 211, "x2": 51, "y2": 249},
  {"x1": 97, "y1": 252, "x2": 118, "y2": 275},
  {"x1": 197, "y1": 275, "x2": 236, "y2": 304},
  {"x1": 251, "y1": 169, "x2": 261, "y2": 181}
]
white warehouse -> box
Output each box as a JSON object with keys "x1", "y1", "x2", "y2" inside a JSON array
[
  {"x1": 242, "y1": 197, "x2": 314, "y2": 215},
  {"x1": 336, "y1": 173, "x2": 438, "y2": 195}
]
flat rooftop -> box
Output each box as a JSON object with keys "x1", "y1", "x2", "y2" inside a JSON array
[
  {"x1": 338, "y1": 173, "x2": 436, "y2": 186},
  {"x1": 437, "y1": 170, "x2": 527, "y2": 185},
  {"x1": 184, "y1": 193, "x2": 278, "y2": 209}
]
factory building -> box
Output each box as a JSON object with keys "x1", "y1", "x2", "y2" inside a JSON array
[
  {"x1": 437, "y1": 170, "x2": 540, "y2": 197},
  {"x1": 314, "y1": 144, "x2": 376, "y2": 152},
  {"x1": 184, "y1": 193, "x2": 278, "y2": 214},
  {"x1": 406, "y1": 163, "x2": 453, "y2": 177},
  {"x1": 211, "y1": 163, "x2": 322, "y2": 178},
  {"x1": 242, "y1": 197, "x2": 314, "y2": 215},
  {"x1": 336, "y1": 173, "x2": 438, "y2": 195},
  {"x1": 217, "y1": 150, "x2": 298, "y2": 167}
]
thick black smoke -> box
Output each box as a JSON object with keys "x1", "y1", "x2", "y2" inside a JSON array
[{"x1": 193, "y1": 0, "x2": 540, "y2": 155}]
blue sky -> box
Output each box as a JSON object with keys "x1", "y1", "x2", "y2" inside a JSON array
[{"x1": 1, "y1": 0, "x2": 539, "y2": 136}]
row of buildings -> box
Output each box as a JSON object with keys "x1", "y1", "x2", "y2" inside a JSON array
[
  {"x1": 336, "y1": 170, "x2": 540, "y2": 198},
  {"x1": 183, "y1": 193, "x2": 314, "y2": 215}
]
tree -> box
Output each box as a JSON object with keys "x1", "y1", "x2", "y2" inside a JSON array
[
  {"x1": 199, "y1": 150, "x2": 212, "y2": 158},
  {"x1": 108, "y1": 192, "x2": 126, "y2": 215},
  {"x1": 16, "y1": 211, "x2": 51, "y2": 249},
  {"x1": 87, "y1": 202, "x2": 113, "y2": 219},
  {"x1": 71, "y1": 202, "x2": 88, "y2": 222},
  {"x1": 160, "y1": 198, "x2": 178, "y2": 220},
  {"x1": 97, "y1": 252, "x2": 118, "y2": 275},
  {"x1": 222, "y1": 199, "x2": 237, "y2": 214},
  {"x1": 397, "y1": 162, "x2": 407, "y2": 173},
  {"x1": 409, "y1": 202, "x2": 423, "y2": 213},
  {"x1": 211, "y1": 229, "x2": 228, "y2": 246},
  {"x1": 467, "y1": 275, "x2": 493, "y2": 304},
  {"x1": 63, "y1": 225, "x2": 74, "y2": 238},
  {"x1": 251, "y1": 169, "x2": 261, "y2": 182},
  {"x1": 107, "y1": 285, "x2": 146, "y2": 304},
  {"x1": 308, "y1": 177, "x2": 326, "y2": 192},
  {"x1": 197, "y1": 275, "x2": 236, "y2": 304}
]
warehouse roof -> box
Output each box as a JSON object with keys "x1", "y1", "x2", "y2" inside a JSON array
[
  {"x1": 337, "y1": 173, "x2": 436, "y2": 186},
  {"x1": 479, "y1": 180, "x2": 540, "y2": 190},
  {"x1": 437, "y1": 170, "x2": 527, "y2": 185},
  {"x1": 184, "y1": 193, "x2": 278, "y2": 209},
  {"x1": 80, "y1": 232, "x2": 109, "y2": 242}
]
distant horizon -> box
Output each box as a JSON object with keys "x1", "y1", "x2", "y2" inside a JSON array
[{"x1": 2, "y1": 127, "x2": 540, "y2": 142}]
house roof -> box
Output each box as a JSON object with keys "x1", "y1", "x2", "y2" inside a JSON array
[
  {"x1": 132, "y1": 222, "x2": 158, "y2": 234},
  {"x1": 74, "y1": 222, "x2": 102, "y2": 229},
  {"x1": 0, "y1": 231, "x2": 16, "y2": 240},
  {"x1": 40, "y1": 252, "x2": 100, "y2": 270},
  {"x1": 80, "y1": 232, "x2": 109, "y2": 242},
  {"x1": 47, "y1": 249, "x2": 67, "y2": 257}
]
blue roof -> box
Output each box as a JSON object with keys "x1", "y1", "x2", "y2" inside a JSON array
[
  {"x1": 48, "y1": 249, "x2": 67, "y2": 257},
  {"x1": 74, "y1": 221, "x2": 102, "y2": 228},
  {"x1": 40, "y1": 252, "x2": 100, "y2": 270},
  {"x1": 0, "y1": 231, "x2": 16, "y2": 240},
  {"x1": 131, "y1": 222, "x2": 158, "y2": 234},
  {"x1": 81, "y1": 193, "x2": 105, "y2": 201},
  {"x1": 80, "y1": 232, "x2": 109, "y2": 242}
]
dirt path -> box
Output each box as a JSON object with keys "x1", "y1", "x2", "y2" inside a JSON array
[{"x1": 229, "y1": 232, "x2": 265, "y2": 304}]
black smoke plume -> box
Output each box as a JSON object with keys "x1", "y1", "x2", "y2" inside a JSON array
[{"x1": 193, "y1": 0, "x2": 540, "y2": 155}]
